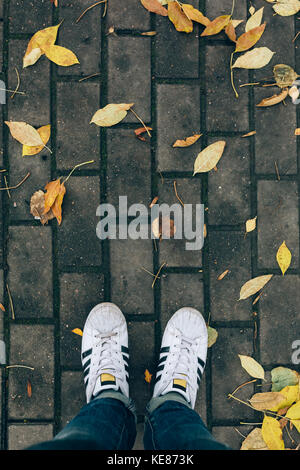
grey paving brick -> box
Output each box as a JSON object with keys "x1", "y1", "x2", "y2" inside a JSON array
[
  {"x1": 107, "y1": 36, "x2": 151, "y2": 123},
  {"x1": 8, "y1": 324, "x2": 54, "y2": 419},
  {"x1": 107, "y1": 0, "x2": 151, "y2": 30},
  {"x1": 208, "y1": 137, "x2": 251, "y2": 225},
  {"x1": 212, "y1": 425, "x2": 253, "y2": 450},
  {"x1": 128, "y1": 321, "x2": 155, "y2": 416},
  {"x1": 56, "y1": 81, "x2": 100, "y2": 170},
  {"x1": 259, "y1": 275, "x2": 300, "y2": 365},
  {"x1": 8, "y1": 424, "x2": 53, "y2": 450},
  {"x1": 156, "y1": 84, "x2": 201, "y2": 172},
  {"x1": 110, "y1": 238, "x2": 154, "y2": 314},
  {"x1": 157, "y1": 177, "x2": 203, "y2": 267},
  {"x1": 155, "y1": 0, "x2": 199, "y2": 78},
  {"x1": 106, "y1": 129, "x2": 151, "y2": 207},
  {"x1": 211, "y1": 327, "x2": 255, "y2": 421},
  {"x1": 58, "y1": 0, "x2": 101, "y2": 77},
  {"x1": 9, "y1": 0, "x2": 51, "y2": 33},
  {"x1": 0, "y1": 22, "x2": 3, "y2": 72},
  {"x1": 257, "y1": 180, "x2": 299, "y2": 269},
  {"x1": 254, "y1": 94, "x2": 297, "y2": 175},
  {"x1": 60, "y1": 371, "x2": 85, "y2": 428},
  {"x1": 160, "y1": 273, "x2": 204, "y2": 334},
  {"x1": 60, "y1": 272, "x2": 105, "y2": 367},
  {"x1": 206, "y1": 45, "x2": 249, "y2": 132},
  {"x1": 205, "y1": 0, "x2": 247, "y2": 21},
  {"x1": 7, "y1": 226, "x2": 53, "y2": 318},
  {"x1": 0, "y1": 270, "x2": 4, "y2": 337},
  {"x1": 57, "y1": 176, "x2": 102, "y2": 267},
  {"x1": 0, "y1": 1, "x2": 3, "y2": 19},
  {"x1": 208, "y1": 231, "x2": 252, "y2": 321},
  {"x1": 8, "y1": 40, "x2": 50, "y2": 123}
]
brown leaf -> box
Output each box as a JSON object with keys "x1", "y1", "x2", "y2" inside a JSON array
[
  {"x1": 256, "y1": 88, "x2": 289, "y2": 107},
  {"x1": 51, "y1": 182, "x2": 66, "y2": 225},
  {"x1": 235, "y1": 23, "x2": 266, "y2": 52},
  {"x1": 225, "y1": 21, "x2": 237, "y2": 42},
  {"x1": 27, "y1": 379, "x2": 32, "y2": 398},
  {"x1": 44, "y1": 178, "x2": 62, "y2": 214},
  {"x1": 149, "y1": 196, "x2": 159, "y2": 208},
  {"x1": 168, "y1": 1, "x2": 193, "y2": 33},
  {"x1": 217, "y1": 269, "x2": 230, "y2": 281},
  {"x1": 134, "y1": 126, "x2": 153, "y2": 141},
  {"x1": 140, "y1": 0, "x2": 168, "y2": 16},
  {"x1": 30, "y1": 190, "x2": 55, "y2": 225},
  {"x1": 181, "y1": 4, "x2": 210, "y2": 26},
  {"x1": 201, "y1": 15, "x2": 230, "y2": 36},
  {"x1": 0, "y1": 303, "x2": 5, "y2": 312},
  {"x1": 173, "y1": 133, "x2": 202, "y2": 147},
  {"x1": 242, "y1": 131, "x2": 256, "y2": 137}
]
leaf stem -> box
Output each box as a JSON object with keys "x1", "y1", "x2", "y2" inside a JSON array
[
  {"x1": 129, "y1": 108, "x2": 151, "y2": 137},
  {"x1": 230, "y1": 0, "x2": 235, "y2": 18},
  {"x1": 230, "y1": 52, "x2": 239, "y2": 98},
  {"x1": 76, "y1": 0, "x2": 107, "y2": 24},
  {"x1": 62, "y1": 160, "x2": 95, "y2": 184}
]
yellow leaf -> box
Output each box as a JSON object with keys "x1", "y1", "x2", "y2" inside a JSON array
[
  {"x1": 232, "y1": 47, "x2": 275, "y2": 69},
  {"x1": 256, "y1": 89, "x2": 289, "y2": 107},
  {"x1": 261, "y1": 416, "x2": 285, "y2": 450},
  {"x1": 201, "y1": 15, "x2": 230, "y2": 36},
  {"x1": 235, "y1": 23, "x2": 266, "y2": 53},
  {"x1": 239, "y1": 274, "x2": 273, "y2": 300},
  {"x1": 246, "y1": 216, "x2": 257, "y2": 233},
  {"x1": 193, "y1": 141, "x2": 226, "y2": 174},
  {"x1": 273, "y1": 0, "x2": 300, "y2": 17},
  {"x1": 168, "y1": 1, "x2": 193, "y2": 33},
  {"x1": 23, "y1": 23, "x2": 61, "y2": 68},
  {"x1": 207, "y1": 326, "x2": 218, "y2": 348},
  {"x1": 22, "y1": 125, "x2": 51, "y2": 156},
  {"x1": 44, "y1": 178, "x2": 62, "y2": 214},
  {"x1": 276, "y1": 241, "x2": 292, "y2": 275},
  {"x1": 276, "y1": 385, "x2": 300, "y2": 410},
  {"x1": 72, "y1": 328, "x2": 83, "y2": 337},
  {"x1": 285, "y1": 400, "x2": 300, "y2": 431},
  {"x1": 181, "y1": 4, "x2": 210, "y2": 26},
  {"x1": 90, "y1": 103, "x2": 134, "y2": 127},
  {"x1": 5, "y1": 121, "x2": 45, "y2": 147},
  {"x1": 144, "y1": 369, "x2": 152, "y2": 383},
  {"x1": 241, "y1": 428, "x2": 268, "y2": 450},
  {"x1": 173, "y1": 133, "x2": 202, "y2": 147},
  {"x1": 51, "y1": 182, "x2": 66, "y2": 225},
  {"x1": 245, "y1": 7, "x2": 264, "y2": 32},
  {"x1": 238, "y1": 354, "x2": 265, "y2": 380},
  {"x1": 43, "y1": 45, "x2": 79, "y2": 66}
]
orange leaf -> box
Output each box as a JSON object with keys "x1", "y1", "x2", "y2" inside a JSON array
[
  {"x1": 181, "y1": 4, "x2": 210, "y2": 26},
  {"x1": 144, "y1": 369, "x2": 152, "y2": 384},
  {"x1": 0, "y1": 303, "x2": 5, "y2": 312},
  {"x1": 201, "y1": 15, "x2": 230, "y2": 36},
  {"x1": 51, "y1": 182, "x2": 66, "y2": 225},
  {"x1": 168, "y1": 1, "x2": 193, "y2": 33},
  {"x1": 44, "y1": 178, "x2": 62, "y2": 214},
  {"x1": 225, "y1": 21, "x2": 237, "y2": 42},
  {"x1": 27, "y1": 379, "x2": 32, "y2": 398},
  {"x1": 140, "y1": 0, "x2": 168, "y2": 16},
  {"x1": 173, "y1": 133, "x2": 202, "y2": 147},
  {"x1": 72, "y1": 328, "x2": 83, "y2": 337},
  {"x1": 235, "y1": 23, "x2": 266, "y2": 52}
]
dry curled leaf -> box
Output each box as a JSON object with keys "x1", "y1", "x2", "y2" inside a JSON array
[
  {"x1": 193, "y1": 141, "x2": 226, "y2": 175},
  {"x1": 273, "y1": 64, "x2": 298, "y2": 88},
  {"x1": 91, "y1": 103, "x2": 134, "y2": 127},
  {"x1": 30, "y1": 190, "x2": 55, "y2": 225},
  {"x1": 276, "y1": 241, "x2": 292, "y2": 275},
  {"x1": 239, "y1": 274, "x2": 273, "y2": 300},
  {"x1": 168, "y1": 1, "x2": 193, "y2": 33},
  {"x1": 217, "y1": 269, "x2": 229, "y2": 281},
  {"x1": 44, "y1": 178, "x2": 66, "y2": 225},
  {"x1": 207, "y1": 326, "x2": 218, "y2": 348},
  {"x1": 0, "y1": 303, "x2": 5, "y2": 312},
  {"x1": 173, "y1": 133, "x2": 202, "y2": 148},
  {"x1": 225, "y1": 21, "x2": 237, "y2": 42},
  {"x1": 140, "y1": 0, "x2": 168, "y2": 16},
  {"x1": 273, "y1": 0, "x2": 300, "y2": 17},
  {"x1": 27, "y1": 379, "x2": 32, "y2": 398},
  {"x1": 152, "y1": 216, "x2": 176, "y2": 239},
  {"x1": 242, "y1": 131, "x2": 256, "y2": 137},
  {"x1": 257, "y1": 88, "x2": 289, "y2": 107}
]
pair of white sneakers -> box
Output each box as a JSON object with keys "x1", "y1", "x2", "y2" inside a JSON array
[{"x1": 81, "y1": 303, "x2": 208, "y2": 409}]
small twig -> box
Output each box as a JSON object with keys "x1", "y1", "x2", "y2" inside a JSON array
[
  {"x1": 102, "y1": 0, "x2": 108, "y2": 17},
  {"x1": 173, "y1": 180, "x2": 184, "y2": 207},
  {"x1": 152, "y1": 262, "x2": 166, "y2": 289},
  {"x1": 129, "y1": 108, "x2": 151, "y2": 137},
  {"x1": 6, "y1": 364, "x2": 34, "y2": 370},
  {"x1": 6, "y1": 284, "x2": 15, "y2": 320},
  {"x1": 3, "y1": 175, "x2": 11, "y2": 198},
  {"x1": 292, "y1": 31, "x2": 300, "y2": 42},
  {"x1": 240, "y1": 82, "x2": 260, "y2": 88},
  {"x1": 230, "y1": 379, "x2": 257, "y2": 397},
  {"x1": 79, "y1": 73, "x2": 101, "y2": 82},
  {"x1": 0, "y1": 88, "x2": 25, "y2": 95},
  {"x1": 76, "y1": 0, "x2": 107, "y2": 23},
  {"x1": 10, "y1": 67, "x2": 20, "y2": 100},
  {"x1": 62, "y1": 160, "x2": 95, "y2": 184},
  {"x1": 0, "y1": 172, "x2": 30, "y2": 191},
  {"x1": 233, "y1": 428, "x2": 246, "y2": 439},
  {"x1": 274, "y1": 161, "x2": 280, "y2": 181},
  {"x1": 141, "y1": 266, "x2": 159, "y2": 279}
]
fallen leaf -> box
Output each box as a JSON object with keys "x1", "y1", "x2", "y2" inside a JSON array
[
  {"x1": 22, "y1": 124, "x2": 51, "y2": 156},
  {"x1": 168, "y1": 1, "x2": 193, "y2": 33},
  {"x1": 141, "y1": 31, "x2": 157, "y2": 36},
  {"x1": 232, "y1": 47, "x2": 275, "y2": 69},
  {"x1": 43, "y1": 45, "x2": 79, "y2": 66},
  {"x1": 285, "y1": 400, "x2": 300, "y2": 433},
  {"x1": 245, "y1": 7, "x2": 264, "y2": 32},
  {"x1": 276, "y1": 385, "x2": 300, "y2": 410},
  {"x1": 144, "y1": 369, "x2": 152, "y2": 383},
  {"x1": 261, "y1": 416, "x2": 285, "y2": 450},
  {"x1": 241, "y1": 428, "x2": 268, "y2": 450},
  {"x1": 273, "y1": 64, "x2": 298, "y2": 88},
  {"x1": 5, "y1": 121, "x2": 45, "y2": 147},
  {"x1": 256, "y1": 88, "x2": 289, "y2": 107},
  {"x1": 27, "y1": 379, "x2": 32, "y2": 398},
  {"x1": 201, "y1": 15, "x2": 230, "y2": 36},
  {"x1": 239, "y1": 274, "x2": 273, "y2": 300},
  {"x1": 90, "y1": 103, "x2": 134, "y2": 127},
  {"x1": 242, "y1": 131, "x2": 256, "y2": 137},
  {"x1": 193, "y1": 141, "x2": 226, "y2": 175},
  {"x1": 207, "y1": 326, "x2": 218, "y2": 348},
  {"x1": 295, "y1": 128, "x2": 300, "y2": 135},
  {"x1": 276, "y1": 241, "x2": 292, "y2": 275},
  {"x1": 0, "y1": 304, "x2": 5, "y2": 312},
  {"x1": 235, "y1": 24, "x2": 266, "y2": 53},
  {"x1": 249, "y1": 392, "x2": 286, "y2": 411},
  {"x1": 249, "y1": 5, "x2": 256, "y2": 15},
  {"x1": 72, "y1": 328, "x2": 83, "y2": 336},
  {"x1": 238, "y1": 354, "x2": 265, "y2": 380},
  {"x1": 273, "y1": 0, "x2": 300, "y2": 17},
  {"x1": 271, "y1": 366, "x2": 299, "y2": 392},
  {"x1": 246, "y1": 216, "x2": 257, "y2": 233},
  {"x1": 140, "y1": 0, "x2": 168, "y2": 16},
  {"x1": 23, "y1": 23, "x2": 61, "y2": 68},
  {"x1": 289, "y1": 85, "x2": 300, "y2": 104},
  {"x1": 51, "y1": 182, "x2": 66, "y2": 225},
  {"x1": 30, "y1": 190, "x2": 55, "y2": 225},
  {"x1": 134, "y1": 126, "x2": 152, "y2": 141},
  {"x1": 23, "y1": 47, "x2": 43, "y2": 68},
  {"x1": 181, "y1": 4, "x2": 210, "y2": 26},
  {"x1": 231, "y1": 19, "x2": 244, "y2": 28},
  {"x1": 173, "y1": 133, "x2": 202, "y2": 147},
  {"x1": 225, "y1": 21, "x2": 237, "y2": 42},
  {"x1": 149, "y1": 196, "x2": 159, "y2": 208},
  {"x1": 217, "y1": 269, "x2": 229, "y2": 280}
]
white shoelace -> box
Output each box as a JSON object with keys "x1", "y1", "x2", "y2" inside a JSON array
[
  {"x1": 169, "y1": 334, "x2": 198, "y2": 391},
  {"x1": 93, "y1": 332, "x2": 123, "y2": 381}
]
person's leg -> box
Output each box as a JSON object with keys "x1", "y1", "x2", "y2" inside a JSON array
[
  {"x1": 144, "y1": 307, "x2": 229, "y2": 450},
  {"x1": 27, "y1": 303, "x2": 137, "y2": 450}
]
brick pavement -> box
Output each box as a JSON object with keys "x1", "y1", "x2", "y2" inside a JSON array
[{"x1": 0, "y1": 0, "x2": 299, "y2": 450}]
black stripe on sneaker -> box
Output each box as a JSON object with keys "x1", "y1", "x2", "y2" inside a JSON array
[
  {"x1": 160, "y1": 346, "x2": 170, "y2": 354},
  {"x1": 197, "y1": 377, "x2": 201, "y2": 386},
  {"x1": 158, "y1": 355, "x2": 167, "y2": 366},
  {"x1": 125, "y1": 364, "x2": 129, "y2": 373},
  {"x1": 121, "y1": 346, "x2": 129, "y2": 354},
  {"x1": 198, "y1": 357, "x2": 205, "y2": 368},
  {"x1": 156, "y1": 364, "x2": 165, "y2": 373},
  {"x1": 173, "y1": 383, "x2": 186, "y2": 392},
  {"x1": 122, "y1": 354, "x2": 129, "y2": 364},
  {"x1": 84, "y1": 378, "x2": 89, "y2": 389},
  {"x1": 154, "y1": 374, "x2": 162, "y2": 385},
  {"x1": 82, "y1": 348, "x2": 92, "y2": 359},
  {"x1": 82, "y1": 358, "x2": 91, "y2": 371},
  {"x1": 197, "y1": 367, "x2": 203, "y2": 381},
  {"x1": 83, "y1": 368, "x2": 90, "y2": 378}
]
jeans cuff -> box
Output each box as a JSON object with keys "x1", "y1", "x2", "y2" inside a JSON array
[
  {"x1": 93, "y1": 390, "x2": 137, "y2": 424},
  {"x1": 146, "y1": 392, "x2": 193, "y2": 416}
]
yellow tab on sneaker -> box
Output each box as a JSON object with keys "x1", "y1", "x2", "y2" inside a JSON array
[
  {"x1": 101, "y1": 373, "x2": 116, "y2": 383},
  {"x1": 173, "y1": 378, "x2": 186, "y2": 388}
]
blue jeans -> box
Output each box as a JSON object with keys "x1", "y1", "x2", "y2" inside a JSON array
[{"x1": 26, "y1": 392, "x2": 229, "y2": 450}]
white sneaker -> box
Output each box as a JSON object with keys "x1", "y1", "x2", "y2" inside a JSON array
[
  {"x1": 81, "y1": 302, "x2": 129, "y2": 403},
  {"x1": 153, "y1": 307, "x2": 208, "y2": 408}
]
